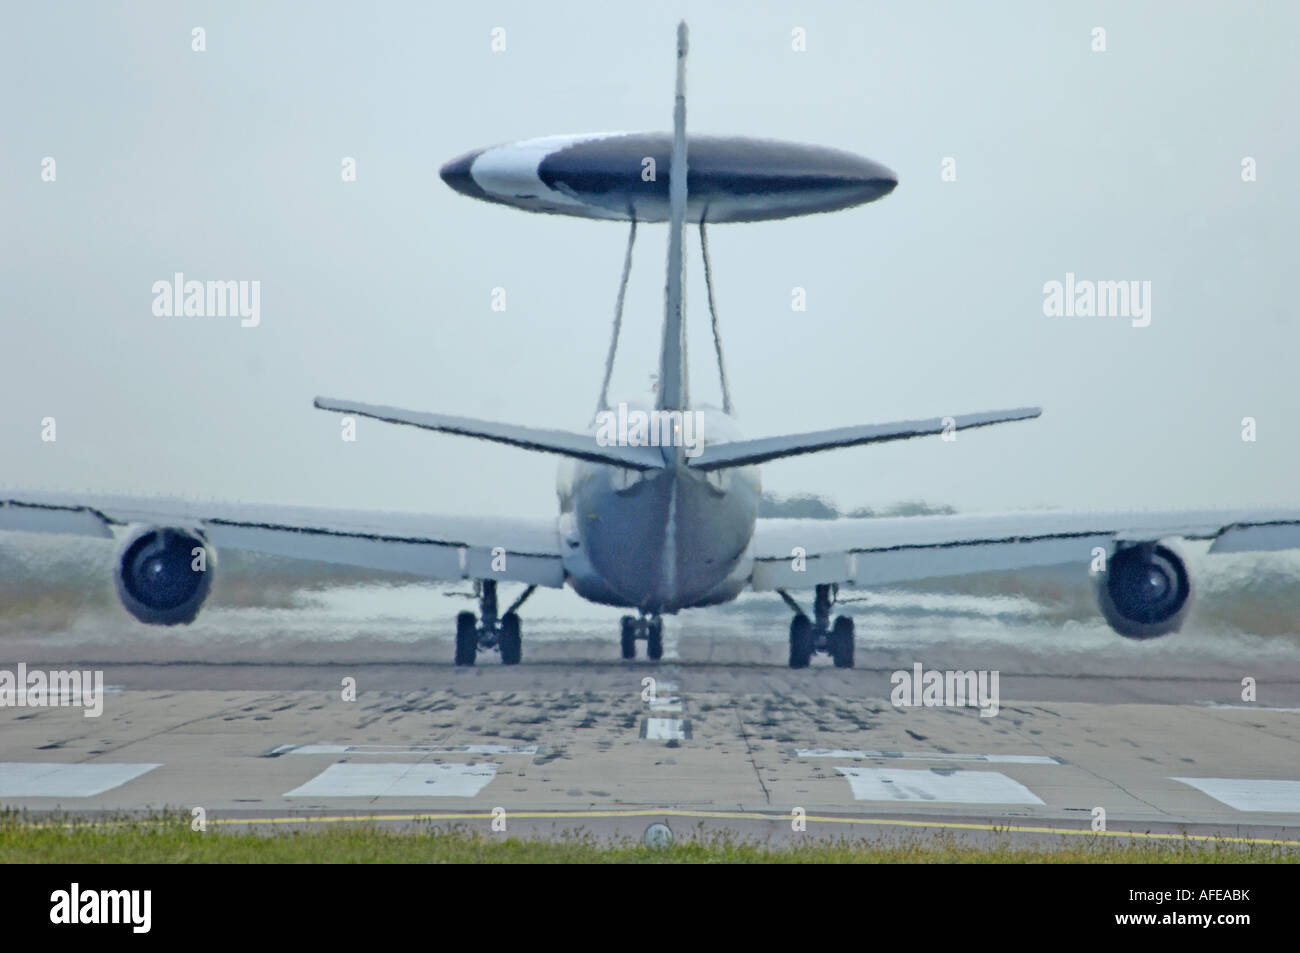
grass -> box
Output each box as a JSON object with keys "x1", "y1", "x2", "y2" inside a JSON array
[{"x1": 2, "y1": 811, "x2": 1297, "y2": 863}]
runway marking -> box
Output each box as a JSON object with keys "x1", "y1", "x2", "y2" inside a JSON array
[
  {"x1": 1173, "y1": 777, "x2": 1300, "y2": 813},
  {"x1": 1198, "y1": 703, "x2": 1300, "y2": 713},
  {"x1": 641, "y1": 718, "x2": 690, "y2": 741},
  {"x1": 835, "y1": 767, "x2": 1044, "y2": 805},
  {"x1": 798, "y1": 749, "x2": 1059, "y2": 765},
  {"x1": 284, "y1": 762, "x2": 498, "y2": 798},
  {"x1": 642, "y1": 671, "x2": 688, "y2": 737},
  {"x1": 267, "y1": 743, "x2": 538, "y2": 757},
  {"x1": 190, "y1": 809, "x2": 1300, "y2": 847},
  {"x1": 0, "y1": 762, "x2": 160, "y2": 798}
]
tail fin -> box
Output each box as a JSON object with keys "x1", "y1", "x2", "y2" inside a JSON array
[{"x1": 657, "y1": 21, "x2": 690, "y2": 412}]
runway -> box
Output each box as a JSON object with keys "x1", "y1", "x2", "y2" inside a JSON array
[
  {"x1": 4, "y1": 633, "x2": 1300, "y2": 849},
  {"x1": 3, "y1": 540, "x2": 1300, "y2": 848}
]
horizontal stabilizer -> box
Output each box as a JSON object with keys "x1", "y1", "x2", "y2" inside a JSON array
[
  {"x1": 314, "y1": 397, "x2": 667, "y2": 470},
  {"x1": 688, "y1": 407, "x2": 1041, "y2": 471}
]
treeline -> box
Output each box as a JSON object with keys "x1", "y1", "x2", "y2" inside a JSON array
[{"x1": 757, "y1": 493, "x2": 955, "y2": 520}]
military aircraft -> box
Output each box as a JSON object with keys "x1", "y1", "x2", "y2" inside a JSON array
[{"x1": 3, "y1": 23, "x2": 1297, "y2": 668}]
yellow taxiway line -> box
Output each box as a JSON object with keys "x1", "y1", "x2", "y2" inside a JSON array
[
  {"x1": 19, "y1": 807, "x2": 1300, "y2": 847},
  {"x1": 186, "y1": 808, "x2": 1300, "y2": 847}
]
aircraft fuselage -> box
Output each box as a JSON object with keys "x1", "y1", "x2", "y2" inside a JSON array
[{"x1": 557, "y1": 407, "x2": 759, "y2": 613}]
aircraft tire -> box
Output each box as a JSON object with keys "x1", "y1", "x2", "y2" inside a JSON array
[
  {"x1": 789, "y1": 614, "x2": 814, "y2": 668},
  {"x1": 500, "y1": 612, "x2": 522, "y2": 665},
  {"x1": 620, "y1": 616, "x2": 637, "y2": 659},
  {"x1": 646, "y1": 619, "x2": 664, "y2": 660},
  {"x1": 830, "y1": 615, "x2": 855, "y2": 668},
  {"x1": 455, "y1": 611, "x2": 478, "y2": 666}
]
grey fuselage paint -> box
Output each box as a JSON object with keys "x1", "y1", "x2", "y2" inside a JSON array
[{"x1": 557, "y1": 408, "x2": 759, "y2": 613}]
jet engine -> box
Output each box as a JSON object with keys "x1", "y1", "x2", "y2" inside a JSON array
[
  {"x1": 1096, "y1": 541, "x2": 1192, "y2": 639},
  {"x1": 113, "y1": 525, "x2": 214, "y2": 625}
]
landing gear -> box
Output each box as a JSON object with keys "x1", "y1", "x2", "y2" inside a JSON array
[
  {"x1": 452, "y1": 580, "x2": 536, "y2": 666},
  {"x1": 779, "y1": 584, "x2": 855, "y2": 669},
  {"x1": 619, "y1": 612, "x2": 664, "y2": 660}
]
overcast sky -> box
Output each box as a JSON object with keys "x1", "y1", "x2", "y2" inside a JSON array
[{"x1": 3, "y1": 1, "x2": 1296, "y2": 522}]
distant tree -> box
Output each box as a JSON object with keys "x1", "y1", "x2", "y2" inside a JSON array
[
  {"x1": 880, "y1": 500, "x2": 956, "y2": 518},
  {"x1": 758, "y1": 493, "x2": 839, "y2": 519},
  {"x1": 762, "y1": 493, "x2": 954, "y2": 520}
]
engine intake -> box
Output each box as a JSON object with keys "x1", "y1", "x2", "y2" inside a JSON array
[
  {"x1": 1097, "y1": 541, "x2": 1192, "y2": 639},
  {"x1": 114, "y1": 525, "x2": 214, "y2": 625}
]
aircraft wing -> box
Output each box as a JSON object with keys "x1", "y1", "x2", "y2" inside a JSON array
[
  {"x1": 0, "y1": 490, "x2": 565, "y2": 587},
  {"x1": 749, "y1": 508, "x2": 1300, "y2": 590}
]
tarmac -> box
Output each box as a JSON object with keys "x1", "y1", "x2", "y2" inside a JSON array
[{"x1": 3, "y1": 616, "x2": 1299, "y2": 850}]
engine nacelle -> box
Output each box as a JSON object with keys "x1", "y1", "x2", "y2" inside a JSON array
[
  {"x1": 1096, "y1": 541, "x2": 1192, "y2": 639},
  {"x1": 113, "y1": 525, "x2": 214, "y2": 625}
]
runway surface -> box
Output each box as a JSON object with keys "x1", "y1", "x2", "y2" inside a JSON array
[{"x1": 4, "y1": 627, "x2": 1300, "y2": 849}]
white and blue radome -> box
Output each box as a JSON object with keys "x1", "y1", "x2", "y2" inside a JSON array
[{"x1": 440, "y1": 132, "x2": 898, "y2": 223}]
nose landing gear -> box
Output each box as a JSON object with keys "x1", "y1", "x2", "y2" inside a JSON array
[
  {"x1": 620, "y1": 612, "x2": 664, "y2": 660},
  {"x1": 779, "y1": 584, "x2": 855, "y2": 669},
  {"x1": 454, "y1": 580, "x2": 536, "y2": 666}
]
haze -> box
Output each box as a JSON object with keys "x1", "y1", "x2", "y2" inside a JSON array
[{"x1": 3, "y1": 1, "x2": 1296, "y2": 522}]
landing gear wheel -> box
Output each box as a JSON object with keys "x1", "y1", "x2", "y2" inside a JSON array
[
  {"x1": 646, "y1": 618, "x2": 664, "y2": 661},
  {"x1": 830, "y1": 615, "x2": 855, "y2": 669},
  {"x1": 788, "y1": 614, "x2": 814, "y2": 669},
  {"x1": 500, "y1": 612, "x2": 522, "y2": 665},
  {"x1": 454, "y1": 610, "x2": 478, "y2": 666},
  {"x1": 620, "y1": 616, "x2": 637, "y2": 659}
]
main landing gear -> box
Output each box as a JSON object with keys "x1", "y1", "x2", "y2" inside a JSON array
[
  {"x1": 779, "y1": 584, "x2": 855, "y2": 669},
  {"x1": 619, "y1": 612, "x2": 664, "y2": 661},
  {"x1": 454, "y1": 580, "x2": 536, "y2": 666}
]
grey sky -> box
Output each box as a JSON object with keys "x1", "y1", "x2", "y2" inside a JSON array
[{"x1": 3, "y1": 1, "x2": 1296, "y2": 522}]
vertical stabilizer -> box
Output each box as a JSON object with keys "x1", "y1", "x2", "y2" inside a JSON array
[{"x1": 657, "y1": 21, "x2": 690, "y2": 412}]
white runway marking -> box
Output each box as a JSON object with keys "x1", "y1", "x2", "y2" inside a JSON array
[
  {"x1": 284, "y1": 762, "x2": 498, "y2": 798},
  {"x1": 641, "y1": 718, "x2": 690, "y2": 741},
  {"x1": 800, "y1": 749, "x2": 1059, "y2": 765},
  {"x1": 268, "y1": 743, "x2": 537, "y2": 756},
  {"x1": 649, "y1": 697, "x2": 683, "y2": 712},
  {"x1": 1173, "y1": 777, "x2": 1300, "y2": 813},
  {"x1": 0, "y1": 762, "x2": 160, "y2": 797},
  {"x1": 835, "y1": 767, "x2": 1044, "y2": 805},
  {"x1": 1198, "y1": 703, "x2": 1300, "y2": 713}
]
